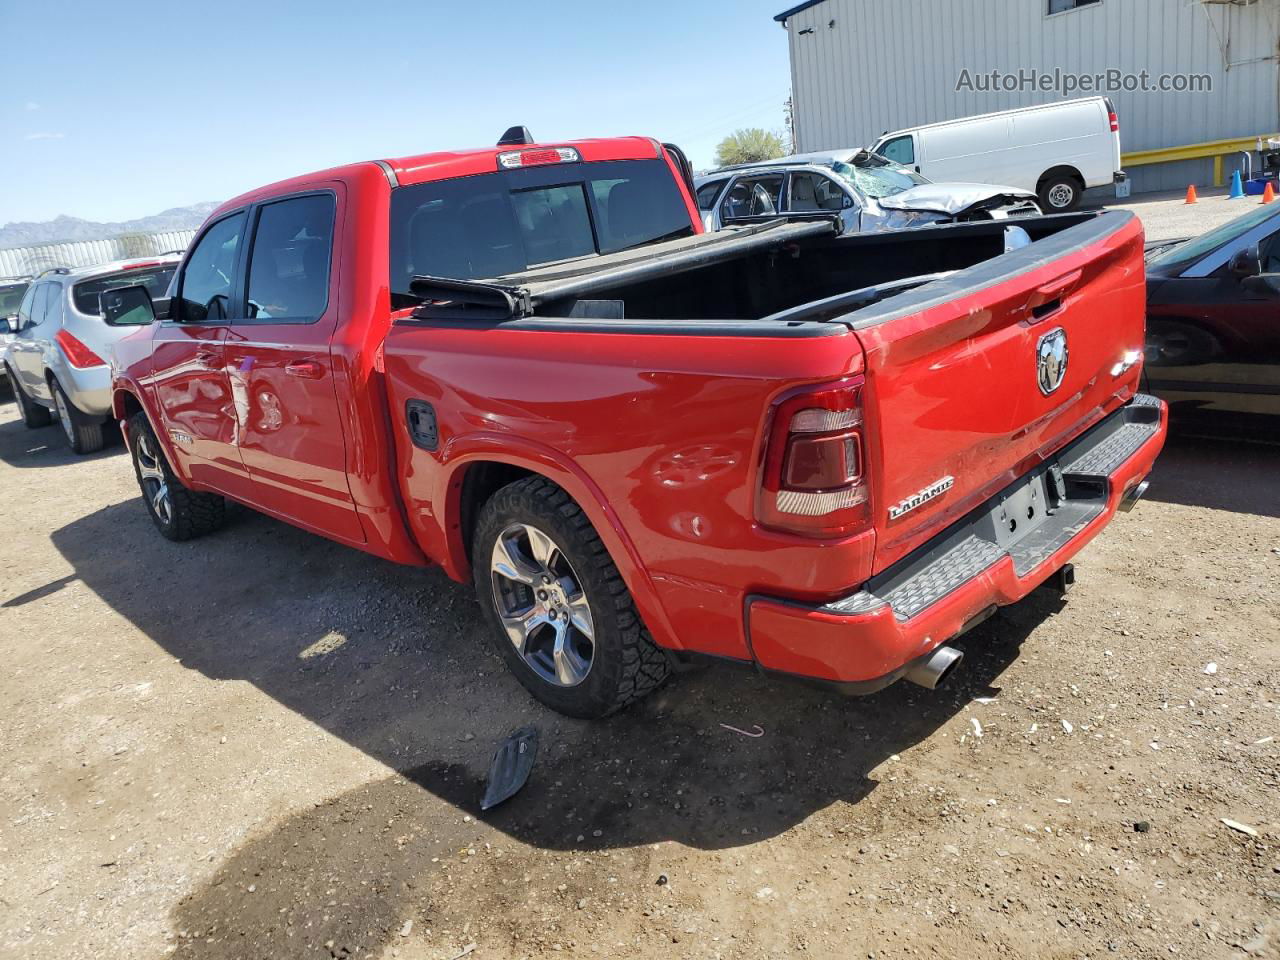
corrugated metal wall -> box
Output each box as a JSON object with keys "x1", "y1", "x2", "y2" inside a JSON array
[
  {"x1": 0, "y1": 230, "x2": 195, "y2": 278},
  {"x1": 783, "y1": 0, "x2": 1280, "y2": 193}
]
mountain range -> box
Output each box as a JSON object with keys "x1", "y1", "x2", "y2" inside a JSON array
[{"x1": 0, "y1": 203, "x2": 222, "y2": 250}]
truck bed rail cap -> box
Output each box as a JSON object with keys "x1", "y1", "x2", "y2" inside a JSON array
[{"x1": 843, "y1": 210, "x2": 1138, "y2": 331}]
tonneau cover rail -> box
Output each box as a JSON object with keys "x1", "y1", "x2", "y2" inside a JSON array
[
  {"x1": 517, "y1": 218, "x2": 837, "y2": 307},
  {"x1": 406, "y1": 218, "x2": 839, "y2": 321}
]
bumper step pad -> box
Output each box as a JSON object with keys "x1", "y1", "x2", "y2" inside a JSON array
[{"x1": 821, "y1": 395, "x2": 1162, "y2": 623}]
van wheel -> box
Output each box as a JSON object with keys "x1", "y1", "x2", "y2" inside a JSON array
[
  {"x1": 129, "y1": 411, "x2": 227, "y2": 541},
  {"x1": 8, "y1": 366, "x2": 53, "y2": 428},
  {"x1": 1039, "y1": 174, "x2": 1083, "y2": 212},
  {"x1": 472, "y1": 476, "x2": 670, "y2": 718},
  {"x1": 52, "y1": 379, "x2": 105, "y2": 454}
]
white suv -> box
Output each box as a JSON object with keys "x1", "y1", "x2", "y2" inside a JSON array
[{"x1": 4, "y1": 257, "x2": 179, "y2": 453}]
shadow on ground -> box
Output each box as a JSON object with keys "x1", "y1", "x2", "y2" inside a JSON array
[
  {"x1": 49, "y1": 498, "x2": 1046, "y2": 855},
  {"x1": 0, "y1": 400, "x2": 124, "y2": 469},
  {"x1": 43, "y1": 456, "x2": 1067, "y2": 957},
  {"x1": 1147, "y1": 429, "x2": 1280, "y2": 518}
]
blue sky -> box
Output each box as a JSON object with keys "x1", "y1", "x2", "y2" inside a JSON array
[{"x1": 1, "y1": 0, "x2": 793, "y2": 225}]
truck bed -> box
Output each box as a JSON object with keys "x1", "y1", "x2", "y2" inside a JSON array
[{"x1": 404, "y1": 210, "x2": 1105, "y2": 331}]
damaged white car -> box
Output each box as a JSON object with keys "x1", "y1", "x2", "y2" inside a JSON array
[{"x1": 695, "y1": 150, "x2": 1041, "y2": 234}]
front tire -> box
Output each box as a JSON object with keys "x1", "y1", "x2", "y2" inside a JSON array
[
  {"x1": 52, "y1": 378, "x2": 105, "y2": 454},
  {"x1": 129, "y1": 411, "x2": 227, "y2": 541},
  {"x1": 8, "y1": 366, "x2": 53, "y2": 428},
  {"x1": 472, "y1": 476, "x2": 670, "y2": 718}
]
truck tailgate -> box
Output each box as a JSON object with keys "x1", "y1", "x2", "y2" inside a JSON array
[{"x1": 850, "y1": 211, "x2": 1147, "y2": 574}]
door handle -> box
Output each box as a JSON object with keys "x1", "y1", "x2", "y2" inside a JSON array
[
  {"x1": 195, "y1": 350, "x2": 218, "y2": 367},
  {"x1": 1029, "y1": 269, "x2": 1083, "y2": 321},
  {"x1": 285, "y1": 360, "x2": 325, "y2": 379}
]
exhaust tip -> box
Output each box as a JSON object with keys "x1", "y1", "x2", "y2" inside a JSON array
[
  {"x1": 1119, "y1": 479, "x2": 1150, "y2": 512},
  {"x1": 904, "y1": 645, "x2": 964, "y2": 690}
]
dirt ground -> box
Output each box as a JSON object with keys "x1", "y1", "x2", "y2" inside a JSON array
[
  {"x1": 1, "y1": 395, "x2": 1277, "y2": 960},
  {"x1": 1, "y1": 184, "x2": 1279, "y2": 960}
]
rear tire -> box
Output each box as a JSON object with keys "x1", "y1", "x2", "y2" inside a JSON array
[
  {"x1": 128, "y1": 411, "x2": 227, "y2": 541},
  {"x1": 1038, "y1": 173, "x2": 1084, "y2": 212},
  {"x1": 472, "y1": 476, "x2": 670, "y2": 718},
  {"x1": 52, "y1": 378, "x2": 105, "y2": 454},
  {"x1": 8, "y1": 366, "x2": 53, "y2": 428}
]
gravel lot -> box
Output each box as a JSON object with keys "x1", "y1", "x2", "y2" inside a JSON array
[
  {"x1": 2, "y1": 202, "x2": 1279, "y2": 960},
  {"x1": 1088, "y1": 186, "x2": 1257, "y2": 241}
]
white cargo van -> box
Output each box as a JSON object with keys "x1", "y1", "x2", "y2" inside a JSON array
[{"x1": 869, "y1": 97, "x2": 1124, "y2": 212}]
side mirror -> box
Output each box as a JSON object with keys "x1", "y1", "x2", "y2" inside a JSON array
[
  {"x1": 1228, "y1": 244, "x2": 1261, "y2": 279},
  {"x1": 4, "y1": 315, "x2": 18, "y2": 334},
  {"x1": 100, "y1": 285, "x2": 158, "y2": 326},
  {"x1": 842, "y1": 194, "x2": 854, "y2": 209},
  {"x1": 1241, "y1": 272, "x2": 1280, "y2": 297}
]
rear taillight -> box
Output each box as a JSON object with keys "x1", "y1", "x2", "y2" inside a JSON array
[
  {"x1": 496, "y1": 146, "x2": 582, "y2": 169},
  {"x1": 1109, "y1": 111, "x2": 1119, "y2": 133},
  {"x1": 55, "y1": 329, "x2": 106, "y2": 368},
  {"x1": 758, "y1": 378, "x2": 869, "y2": 537}
]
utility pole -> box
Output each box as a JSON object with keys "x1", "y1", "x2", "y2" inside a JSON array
[{"x1": 784, "y1": 93, "x2": 796, "y2": 153}]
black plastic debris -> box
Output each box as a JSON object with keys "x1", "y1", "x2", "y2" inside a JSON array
[{"x1": 480, "y1": 725, "x2": 539, "y2": 811}]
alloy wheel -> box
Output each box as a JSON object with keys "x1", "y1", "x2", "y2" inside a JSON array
[
  {"x1": 135, "y1": 432, "x2": 173, "y2": 525},
  {"x1": 53, "y1": 388, "x2": 75, "y2": 445},
  {"x1": 489, "y1": 522, "x2": 595, "y2": 687}
]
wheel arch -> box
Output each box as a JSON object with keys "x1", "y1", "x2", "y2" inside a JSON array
[
  {"x1": 1144, "y1": 313, "x2": 1229, "y2": 364},
  {"x1": 438, "y1": 445, "x2": 680, "y2": 651},
  {"x1": 1037, "y1": 164, "x2": 1086, "y2": 192},
  {"x1": 111, "y1": 384, "x2": 195, "y2": 486}
]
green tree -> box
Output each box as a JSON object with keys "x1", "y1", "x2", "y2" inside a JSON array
[{"x1": 714, "y1": 128, "x2": 786, "y2": 167}]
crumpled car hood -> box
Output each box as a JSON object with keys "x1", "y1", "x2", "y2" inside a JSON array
[{"x1": 878, "y1": 182, "x2": 1037, "y2": 215}]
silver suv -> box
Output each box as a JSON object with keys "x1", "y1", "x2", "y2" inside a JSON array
[
  {"x1": 4, "y1": 257, "x2": 180, "y2": 454},
  {"x1": 695, "y1": 150, "x2": 1041, "y2": 234}
]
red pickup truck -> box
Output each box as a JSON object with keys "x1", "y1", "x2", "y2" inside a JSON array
[{"x1": 104, "y1": 130, "x2": 1166, "y2": 718}]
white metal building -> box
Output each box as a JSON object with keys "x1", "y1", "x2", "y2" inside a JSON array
[
  {"x1": 776, "y1": 0, "x2": 1280, "y2": 193},
  {"x1": 0, "y1": 230, "x2": 195, "y2": 278}
]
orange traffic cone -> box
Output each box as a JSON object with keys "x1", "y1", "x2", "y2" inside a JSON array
[
  {"x1": 1185, "y1": 185, "x2": 1198, "y2": 204},
  {"x1": 1263, "y1": 182, "x2": 1275, "y2": 205}
]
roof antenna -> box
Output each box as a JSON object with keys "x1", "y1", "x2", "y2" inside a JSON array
[{"x1": 497, "y1": 126, "x2": 534, "y2": 146}]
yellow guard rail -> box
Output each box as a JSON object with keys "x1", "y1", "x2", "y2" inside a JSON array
[{"x1": 1122, "y1": 134, "x2": 1280, "y2": 187}]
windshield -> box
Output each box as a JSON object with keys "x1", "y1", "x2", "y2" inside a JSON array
[
  {"x1": 829, "y1": 158, "x2": 928, "y2": 200},
  {"x1": 389, "y1": 158, "x2": 695, "y2": 306},
  {"x1": 73, "y1": 266, "x2": 176, "y2": 316},
  {"x1": 1147, "y1": 203, "x2": 1280, "y2": 270},
  {"x1": 0, "y1": 282, "x2": 29, "y2": 316}
]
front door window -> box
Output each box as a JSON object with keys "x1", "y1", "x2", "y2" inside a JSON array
[{"x1": 175, "y1": 213, "x2": 246, "y2": 324}]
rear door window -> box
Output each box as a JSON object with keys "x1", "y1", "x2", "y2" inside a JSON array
[
  {"x1": 72, "y1": 266, "x2": 176, "y2": 317},
  {"x1": 389, "y1": 158, "x2": 694, "y2": 306},
  {"x1": 719, "y1": 174, "x2": 784, "y2": 220},
  {"x1": 245, "y1": 194, "x2": 336, "y2": 322},
  {"x1": 175, "y1": 213, "x2": 246, "y2": 324},
  {"x1": 40, "y1": 282, "x2": 63, "y2": 325},
  {"x1": 788, "y1": 173, "x2": 846, "y2": 211}
]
